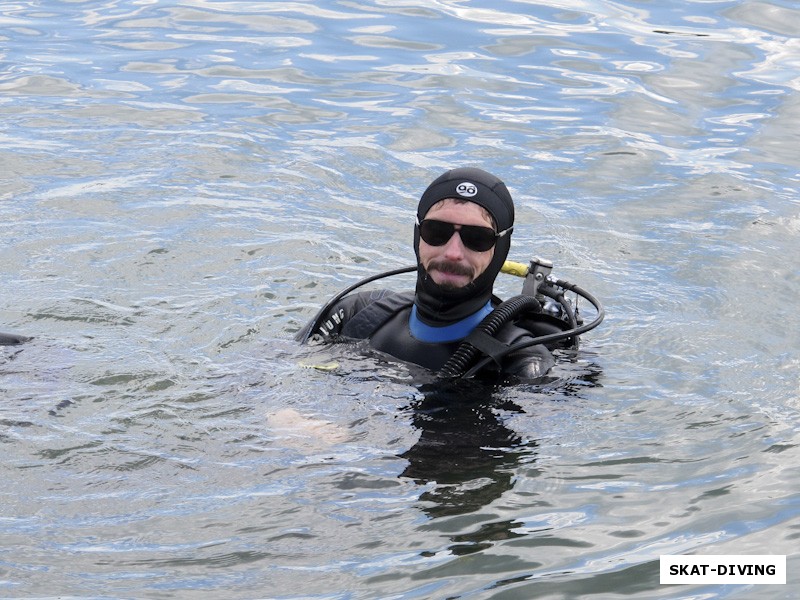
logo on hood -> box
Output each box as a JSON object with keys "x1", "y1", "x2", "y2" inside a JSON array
[{"x1": 455, "y1": 181, "x2": 478, "y2": 197}]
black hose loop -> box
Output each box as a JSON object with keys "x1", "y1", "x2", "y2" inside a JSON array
[
  {"x1": 460, "y1": 282, "x2": 605, "y2": 379},
  {"x1": 437, "y1": 295, "x2": 542, "y2": 379},
  {"x1": 300, "y1": 266, "x2": 416, "y2": 344}
]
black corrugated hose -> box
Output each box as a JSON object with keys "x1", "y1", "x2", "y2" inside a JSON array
[
  {"x1": 437, "y1": 295, "x2": 542, "y2": 379},
  {"x1": 447, "y1": 280, "x2": 605, "y2": 379}
]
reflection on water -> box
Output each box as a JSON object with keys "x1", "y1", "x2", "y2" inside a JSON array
[
  {"x1": 402, "y1": 382, "x2": 529, "y2": 520},
  {"x1": 1, "y1": 0, "x2": 799, "y2": 598}
]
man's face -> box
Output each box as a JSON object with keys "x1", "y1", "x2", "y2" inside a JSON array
[{"x1": 418, "y1": 200, "x2": 495, "y2": 290}]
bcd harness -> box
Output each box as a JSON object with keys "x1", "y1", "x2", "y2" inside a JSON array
[{"x1": 303, "y1": 259, "x2": 604, "y2": 379}]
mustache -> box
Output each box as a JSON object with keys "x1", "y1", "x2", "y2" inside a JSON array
[{"x1": 426, "y1": 260, "x2": 475, "y2": 279}]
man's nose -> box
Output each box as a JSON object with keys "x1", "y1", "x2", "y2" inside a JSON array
[{"x1": 442, "y1": 229, "x2": 466, "y2": 258}]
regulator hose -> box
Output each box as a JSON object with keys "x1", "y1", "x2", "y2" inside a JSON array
[
  {"x1": 437, "y1": 295, "x2": 542, "y2": 379},
  {"x1": 458, "y1": 281, "x2": 605, "y2": 379}
]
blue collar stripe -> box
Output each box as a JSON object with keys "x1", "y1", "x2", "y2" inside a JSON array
[{"x1": 409, "y1": 301, "x2": 494, "y2": 343}]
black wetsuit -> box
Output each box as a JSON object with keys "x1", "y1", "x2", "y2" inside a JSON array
[{"x1": 298, "y1": 289, "x2": 555, "y2": 380}]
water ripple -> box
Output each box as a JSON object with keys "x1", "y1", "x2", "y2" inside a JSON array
[{"x1": 2, "y1": 0, "x2": 799, "y2": 598}]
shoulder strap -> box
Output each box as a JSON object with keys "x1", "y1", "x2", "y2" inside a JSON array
[{"x1": 341, "y1": 291, "x2": 415, "y2": 339}]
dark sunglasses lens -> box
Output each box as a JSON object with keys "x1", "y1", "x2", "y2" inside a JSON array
[
  {"x1": 459, "y1": 226, "x2": 496, "y2": 252},
  {"x1": 420, "y1": 220, "x2": 497, "y2": 251},
  {"x1": 419, "y1": 220, "x2": 454, "y2": 246}
]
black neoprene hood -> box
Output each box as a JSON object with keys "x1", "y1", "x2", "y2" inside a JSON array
[
  {"x1": 416, "y1": 167, "x2": 515, "y2": 231},
  {"x1": 413, "y1": 167, "x2": 516, "y2": 325}
]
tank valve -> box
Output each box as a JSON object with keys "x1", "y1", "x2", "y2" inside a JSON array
[{"x1": 521, "y1": 257, "x2": 553, "y2": 297}]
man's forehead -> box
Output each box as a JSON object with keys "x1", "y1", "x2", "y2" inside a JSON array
[{"x1": 425, "y1": 198, "x2": 494, "y2": 225}]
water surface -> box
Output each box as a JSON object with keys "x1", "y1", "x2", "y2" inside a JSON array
[{"x1": 1, "y1": 1, "x2": 798, "y2": 598}]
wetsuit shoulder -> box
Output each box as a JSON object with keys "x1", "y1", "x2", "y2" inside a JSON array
[
  {"x1": 297, "y1": 290, "x2": 412, "y2": 343},
  {"x1": 340, "y1": 291, "x2": 415, "y2": 339}
]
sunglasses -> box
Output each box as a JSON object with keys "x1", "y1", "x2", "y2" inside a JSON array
[{"x1": 417, "y1": 218, "x2": 512, "y2": 253}]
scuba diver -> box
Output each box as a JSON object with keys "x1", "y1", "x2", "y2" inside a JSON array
[{"x1": 297, "y1": 167, "x2": 603, "y2": 381}]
